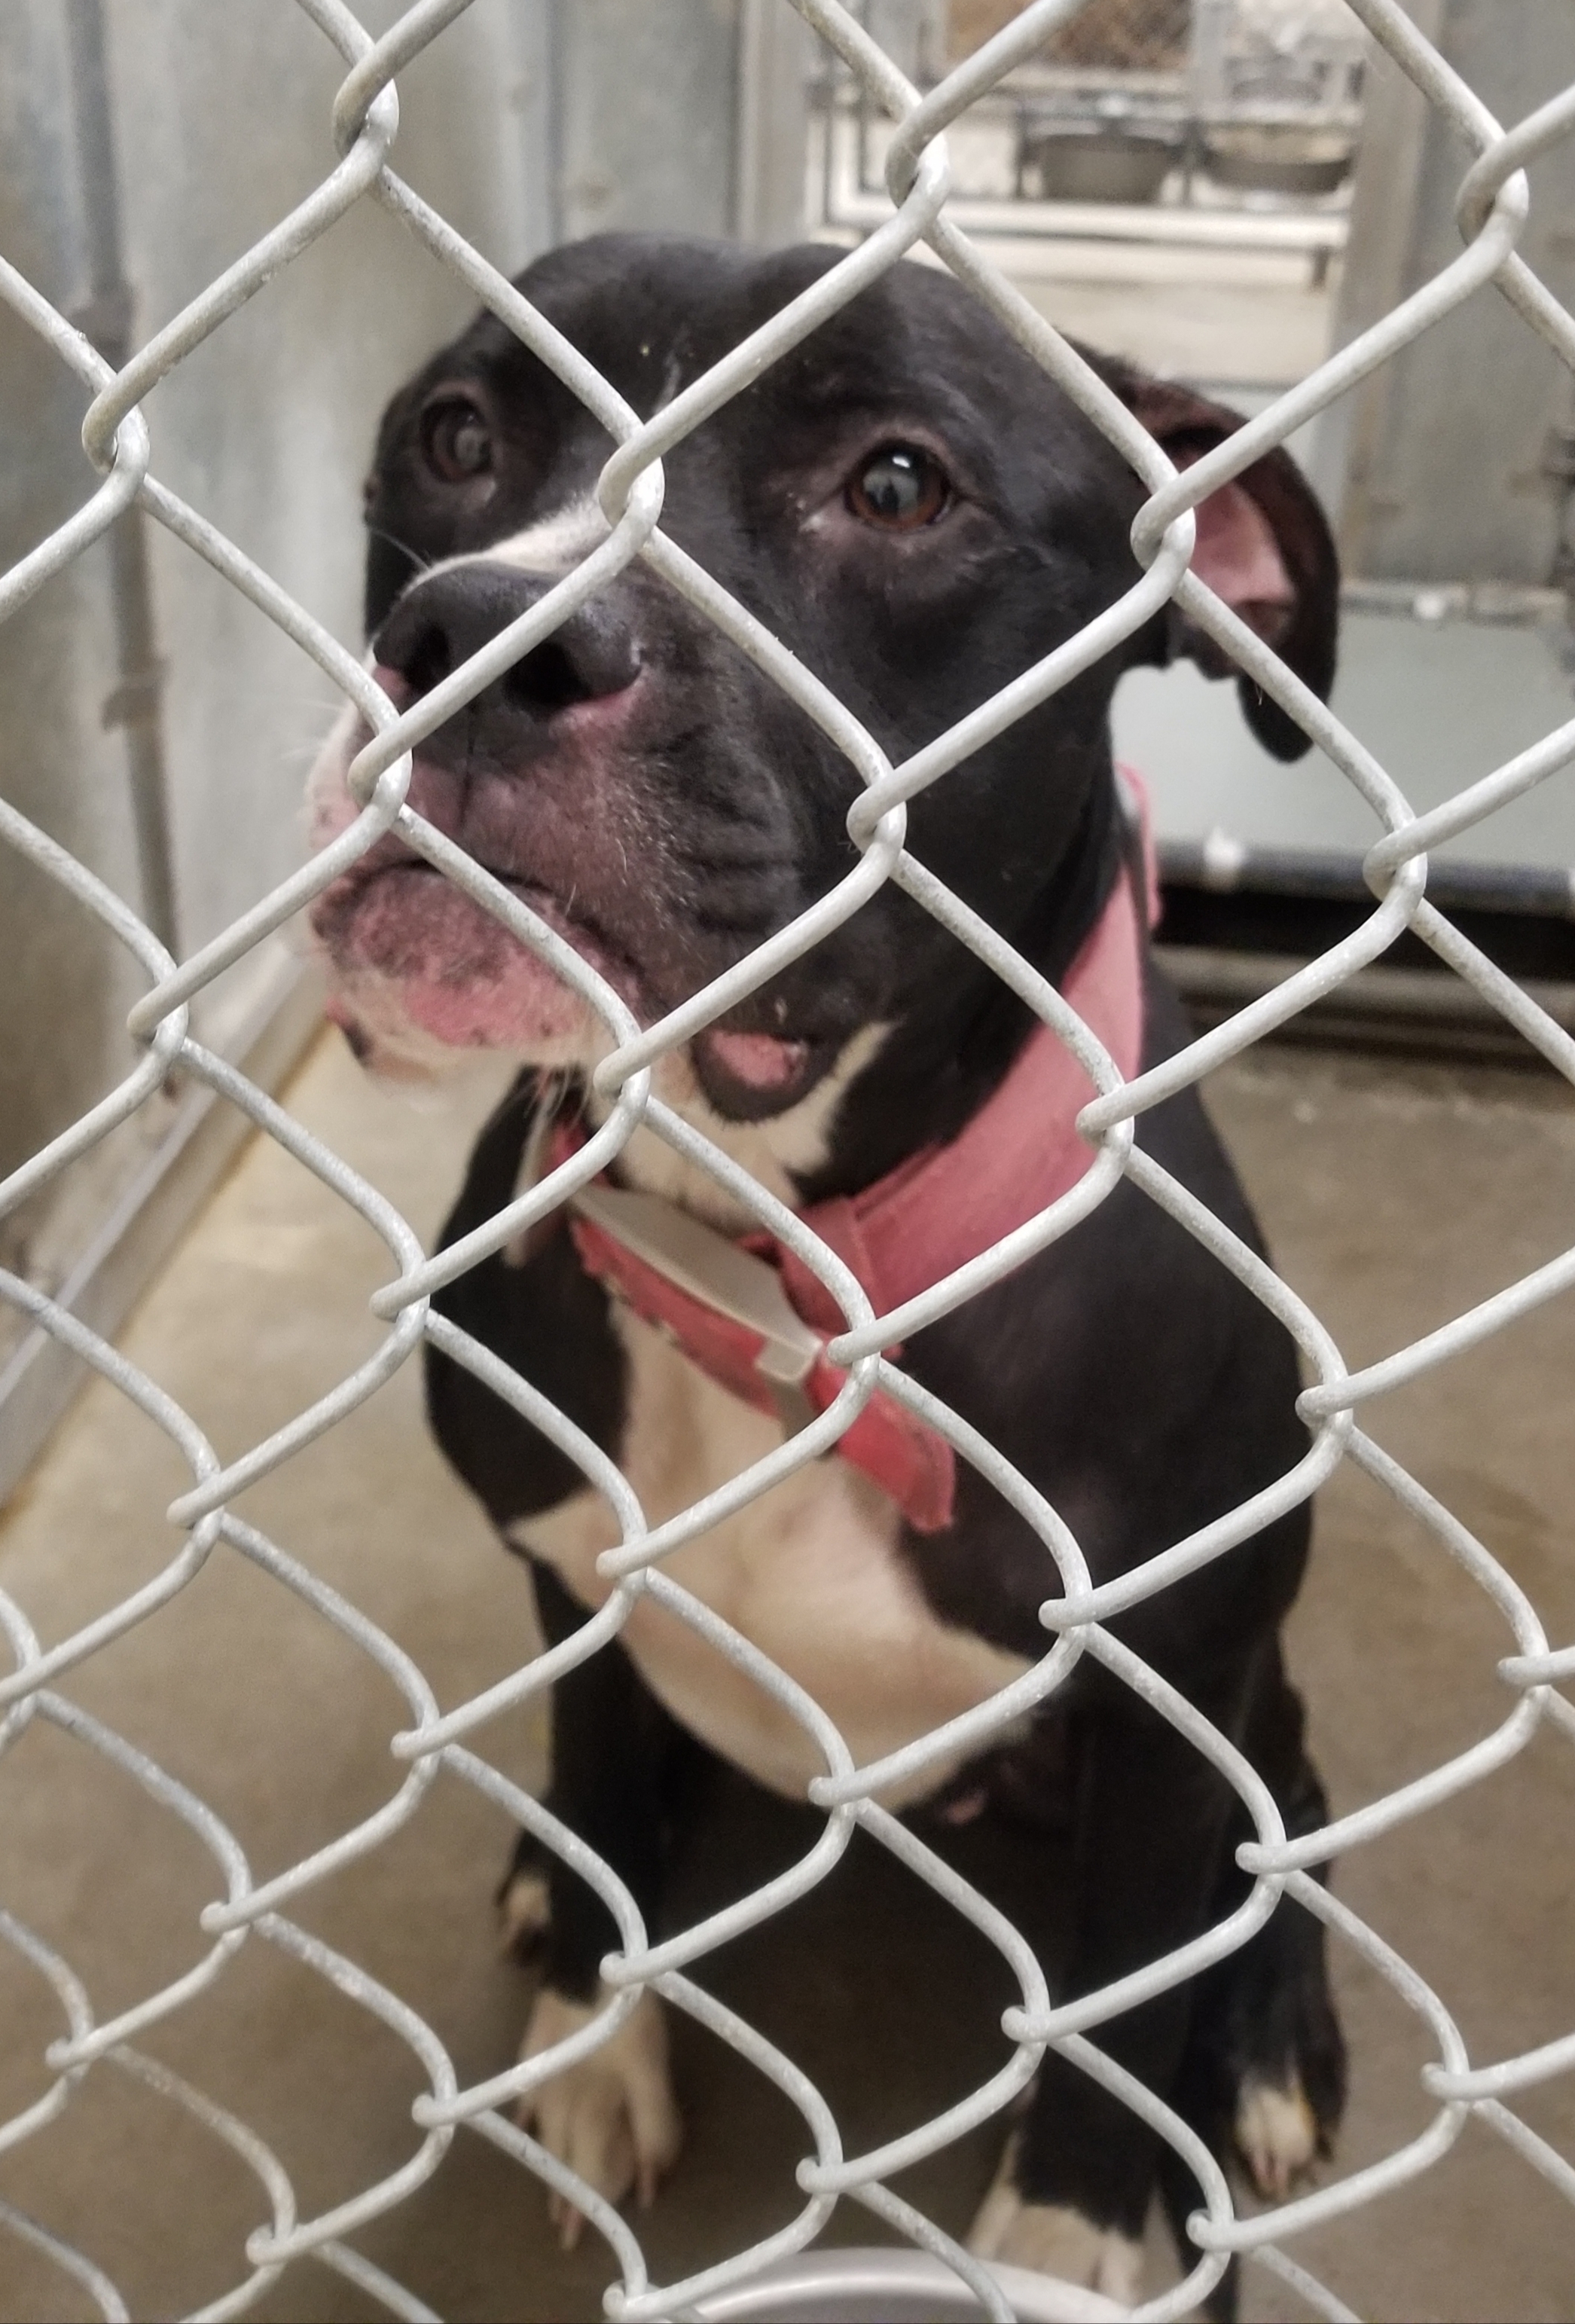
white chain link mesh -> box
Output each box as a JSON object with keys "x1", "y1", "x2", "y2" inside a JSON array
[{"x1": 1, "y1": 2, "x2": 1573, "y2": 2318}]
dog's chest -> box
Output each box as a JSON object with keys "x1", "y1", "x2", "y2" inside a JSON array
[{"x1": 511, "y1": 1308, "x2": 1028, "y2": 1806}]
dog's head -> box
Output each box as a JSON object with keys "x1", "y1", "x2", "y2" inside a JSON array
[{"x1": 307, "y1": 234, "x2": 1335, "y2": 1130}]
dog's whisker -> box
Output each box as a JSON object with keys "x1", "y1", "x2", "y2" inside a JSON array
[{"x1": 367, "y1": 523, "x2": 436, "y2": 575}]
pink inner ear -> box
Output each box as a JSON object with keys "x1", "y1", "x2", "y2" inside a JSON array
[{"x1": 1173, "y1": 452, "x2": 1295, "y2": 623}]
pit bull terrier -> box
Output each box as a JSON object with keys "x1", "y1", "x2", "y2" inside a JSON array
[{"x1": 307, "y1": 234, "x2": 1346, "y2": 2311}]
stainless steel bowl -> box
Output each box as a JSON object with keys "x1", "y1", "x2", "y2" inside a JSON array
[
  {"x1": 684, "y1": 2248, "x2": 1130, "y2": 2322},
  {"x1": 1201, "y1": 124, "x2": 1356, "y2": 198},
  {"x1": 1020, "y1": 123, "x2": 1183, "y2": 205}
]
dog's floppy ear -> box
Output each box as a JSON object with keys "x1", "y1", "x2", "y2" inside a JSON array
[{"x1": 1096, "y1": 356, "x2": 1339, "y2": 762}]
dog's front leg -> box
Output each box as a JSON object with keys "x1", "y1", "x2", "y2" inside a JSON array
[
  {"x1": 970, "y1": 1690, "x2": 1241, "y2": 2305},
  {"x1": 425, "y1": 1079, "x2": 630, "y2": 1525},
  {"x1": 419, "y1": 1083, "x2": 684, "y2": 2234},
  {"x1": 507, "y1": 1563, "x2": 689, "y2": 2246}
]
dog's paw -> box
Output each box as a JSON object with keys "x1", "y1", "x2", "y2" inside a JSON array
[
  {"x1": 969, "y1": 2139, "x2": 1142, "y2": 2305},
  {"x1": 1234, "y1": 2069, "x2": 1320, "y2": 2202},
  {"x1": 517, "y1": 1984, "x2": 682, "y2": 2249}
]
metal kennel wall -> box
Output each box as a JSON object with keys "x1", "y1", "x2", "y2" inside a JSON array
[
  {"x1": 0, "y1": 0, "x2": 554, "y2": 1505},
  {"x1": 0, "y1": 1, "x2": 1572, "y2": 2318}
]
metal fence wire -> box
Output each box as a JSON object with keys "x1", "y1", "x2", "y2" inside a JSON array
[
  {"x1": 951, "y1": 0, "x2": 1192, "y2": 72},
  {"x1": 2, "y1": 2, "x2": 1573, "y2": 2319}
]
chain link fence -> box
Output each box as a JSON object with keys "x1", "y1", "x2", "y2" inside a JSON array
[
  {"x1": 1, "y1": 2, "x2": 1573, "y2": 2318},
  {"x1": 952, "y1": 0, "x2": 1191, "y2": 72}
]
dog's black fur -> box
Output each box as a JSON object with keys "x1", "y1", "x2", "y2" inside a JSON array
[{"x1": 316, "y1": 235, "x2": 1346, "y2": 2307}]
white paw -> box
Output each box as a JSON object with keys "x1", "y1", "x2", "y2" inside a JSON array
[
  {"x1": 517, "y1": 1983, "x2": 682, "y2": 2249},
  {"x1": 498, "y1": 1864, "x2": 551, "y2": 1957},
  {"x1": 1235, "y1": 2072, "x2": 1319, "y2": 2202},
  {"x1": 969, "y1": 2138, "x2": 1142, "y2": 2305}
]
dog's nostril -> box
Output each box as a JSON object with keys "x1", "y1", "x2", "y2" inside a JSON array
[
  {"x1": 374, "y1": 600, "x2": 456, "y2": 698},
  {"x1": 505, "y1": 641, "x2": 597, "y2": 716},
  {"x1": 400, "y1": 621, "x2": 453, "y2": 700}
]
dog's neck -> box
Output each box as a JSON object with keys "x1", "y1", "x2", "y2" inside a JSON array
[
  {"x1": 795, "y1": 753, "x2": 1125, "y2": 1206},
  {"x1": 605, "y1": 753, "x2": 1123, "y2": 1229}
]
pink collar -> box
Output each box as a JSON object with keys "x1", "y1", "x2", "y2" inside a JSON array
[{"x1": 566, "y1": 784, "x2": 1152, "y2": 1533}]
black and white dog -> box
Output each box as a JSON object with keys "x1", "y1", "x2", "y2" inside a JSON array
[{"x1": 307, "y1": 234, "x2": 1345, "y2": 2308}]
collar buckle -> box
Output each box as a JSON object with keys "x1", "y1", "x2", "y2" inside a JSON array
[{"x1": 571, "y1": 1181, "x2": 825, "y2": 1422}]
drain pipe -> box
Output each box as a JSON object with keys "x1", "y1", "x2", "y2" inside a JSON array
[{"x1": 63, "y1": 0, "x2": 177, "y2": 960}]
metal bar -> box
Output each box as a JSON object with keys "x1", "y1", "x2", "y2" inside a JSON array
[
  {"x1": 1159, "y1": 839, "x2": 1575, "y2": 919},
  {"x1": 63, "y1": 0, "x2": 177, "y2": 959}
]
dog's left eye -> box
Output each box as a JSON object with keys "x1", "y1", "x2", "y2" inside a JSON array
[
  {"x1": 423, "y1": 398, "x2": 493, "y2": 483},
  {"x1": 847, "y1": 444, "x2": 949, "y2": 530}
]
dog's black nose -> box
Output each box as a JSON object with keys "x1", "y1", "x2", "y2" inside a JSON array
[{"x1": 374, "y1": 563, "x2": 640, "y2": 719}]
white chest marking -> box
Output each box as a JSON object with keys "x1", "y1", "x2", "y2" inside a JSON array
[{"x1": 510, "y1": 1309, "x2": 1028, "y2": 1807}]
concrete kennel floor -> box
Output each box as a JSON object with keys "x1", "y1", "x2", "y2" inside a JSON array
[{"x1": 1, "y1": 1029, "x2": 1573, "y2": 2324}]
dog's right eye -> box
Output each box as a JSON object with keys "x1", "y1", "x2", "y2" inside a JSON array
[
  {"x1": 846, "y1": 444, "x2": 949, "y2": 530},
  {"x1": 422, "y1": 398, "x2": 493, "y2": 484}
]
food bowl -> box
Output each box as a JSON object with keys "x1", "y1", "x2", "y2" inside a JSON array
[
  {"x1": 1201, "y1": 123, "x2": 1356, "y2": 197},
  {"x1": 1020, "y1": 121, "x2": 1183, "y2": 204},
  {"x1": 684, "y1": 2246, "x2": 1131, "y2": 2322}
]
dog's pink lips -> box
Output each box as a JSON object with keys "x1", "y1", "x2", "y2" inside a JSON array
[
  {"x1": 361, "y1": 853, "x2": 636, "y2": 973},
  {"x1": 321, "y1": 851, "x2": 828, "y2": 1103},
  {"x1": 327, "y1": 861, "x2": 809, "y2": 1082},
  {"x1": 313, "y1": 844, "x2": 649, "y2": 1054},
  {"x1": 314, "y1": 707, "x2": 812, "y2": 1087},
  {"x1": 691, "y1": 1024, "x2": 832, "y2": 1120}
]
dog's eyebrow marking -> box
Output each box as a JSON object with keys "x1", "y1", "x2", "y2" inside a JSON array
[{"x1": 372, "y1": 496, "x2": 611, "y2": 623}]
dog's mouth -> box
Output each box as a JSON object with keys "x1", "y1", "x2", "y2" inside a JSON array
[
  {"x1": 690, "y1": 1027, "x2": 827, "y2": 1118},
  {"x1": 315, "y1": 845, "x2": 838, "y2": 1111},
  {"x1": 310, "y1": 829, "x2": 650, "y2": 1053},
  {"x1": 308, "y1": 723, "x2": 844, "y2": 1110}
]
